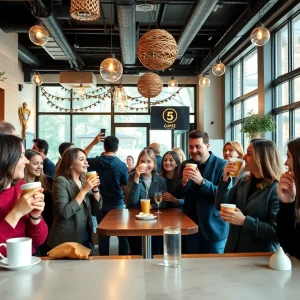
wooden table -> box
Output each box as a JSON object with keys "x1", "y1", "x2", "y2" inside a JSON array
[
  {"x1": 1, "y1": 254, "x2": 299, "y2": 300},
  {"x1": 97, "y1": 208, "x2": 198, "y2": 259}
]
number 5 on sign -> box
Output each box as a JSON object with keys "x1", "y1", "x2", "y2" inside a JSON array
[
  {"x1": 163, "y1": 108, "x2": 178, "y2": 124},
  {"x1": 167, "y1": 111, "x2": 174, "y2": 121}
]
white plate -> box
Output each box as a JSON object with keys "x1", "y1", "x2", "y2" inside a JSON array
[
  {"x1": 0, "y1": 256, "x2": 41, "y2": 270},
  {"x1": 135, "y1": 215, "x2": 157, "y2": 220}
]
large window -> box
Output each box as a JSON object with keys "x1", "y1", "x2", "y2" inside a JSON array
[
  {"x1": 273, "y1": 11, "x2": 300, "y2": 157},
  {"x1": 230, "y1": 49, "x2": 258, "y2": 147},
  {"x1": 37, "y1": 85, "x2": 196, "y2": 164}
]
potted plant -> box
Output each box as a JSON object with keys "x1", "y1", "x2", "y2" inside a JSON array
[
  {"x1": 241, "y1": 110, "x2": 275, "y2": 139},
  {"x1": 0, "y1": 71, "x2": 7, "y2": 82}
]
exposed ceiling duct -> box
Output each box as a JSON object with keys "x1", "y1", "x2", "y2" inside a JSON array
[
  {"x1": 18, "y1": 43, "x2": 41, "y2": 66},
  {"x1": 176, "y1": 0, "x2": 219, "y2": 59},
  {"x1": 116, "y1": 0, "x2": 136, "y2": 66},
  {"x1": 30, "y1": 0, "x2": 83, "y2": 70}
]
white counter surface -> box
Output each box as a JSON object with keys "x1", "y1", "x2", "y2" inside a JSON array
[{"x1": 1, "y1": 256, "x2": 299, "y2": 300}]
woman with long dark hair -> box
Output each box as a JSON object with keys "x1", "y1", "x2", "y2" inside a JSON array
[
  {"x1": 47, "y1": 148, "x2": 100, "y2": 253},
  {"x1": 216, "y1": 139, "x2": 284, "y2": 253},
  {"x1": 160, "y1": 151, "x2": 183, "y2": 208},
  {"x1": 24, "y1": 149, "x2": 53, "y2": 255},
  {"x1": 0, "y1": 134, "x2": 47, "y2": 256},
  {"x1": 277, "y1": 138, "x2": 300, "y2": 259}
]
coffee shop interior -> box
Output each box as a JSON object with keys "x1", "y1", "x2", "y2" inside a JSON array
[
  {"x1": 0, "y1": 0, "x2": 298, "y2": 162},
  {"x1": 1, "y1": 1, "x2": 300, "y2": 299}
]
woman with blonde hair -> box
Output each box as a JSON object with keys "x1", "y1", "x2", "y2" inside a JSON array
[
  {"x1": 216, "y1": 139, "x2": 284, "y2": 253},
  {"x1": 223, "y1": 141, "x2": 244, "y2": 161},
  {"x1": 277, "y1": 138, "x2": 300, "y2": 259},
  {"x1": 127, "y1": 148, "x2": 167, "y2": 255}
]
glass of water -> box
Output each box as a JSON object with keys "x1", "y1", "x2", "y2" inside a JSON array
[{"x1": 163, "y1": 226, "x2": 181, "y2": 267}]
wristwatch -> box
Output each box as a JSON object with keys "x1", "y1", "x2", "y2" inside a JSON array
[
  {"x1": 29, "y1": 214, "x2": 41, "y2": 220},
  {"x1": 200, "y1": 178, "x2": 207, "y2": 186}
]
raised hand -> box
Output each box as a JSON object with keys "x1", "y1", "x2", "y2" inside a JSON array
[
  {"x1": 277, "y1": 172, "x2": 296, "y2": 203},
  {"x1": 223, "y1": 161, "x2": 237, "y2": 182}
]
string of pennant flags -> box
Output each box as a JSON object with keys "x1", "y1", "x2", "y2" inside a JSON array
[{"x1": 41, "y1": 86, "x2": 184, "y2": 112}]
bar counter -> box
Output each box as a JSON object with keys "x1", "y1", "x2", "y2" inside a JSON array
[{"x1": 1, "y1": 253, "x2": 299, "y2": 300}]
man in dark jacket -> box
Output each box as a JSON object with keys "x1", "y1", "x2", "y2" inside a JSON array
[
  {"x1": 175, "y1": 130, "x2": 229, "y2": 254},
  {"x1": 87, "y1": 136, "x2": 129, "y2": 255}
]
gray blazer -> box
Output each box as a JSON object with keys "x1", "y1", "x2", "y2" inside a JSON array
[
  {"x1": 215, "y1": 176, "x2": 280, "y2": 253},
  {"x1": 47, "y1": 176, "x2": 100, "y2": 248}
]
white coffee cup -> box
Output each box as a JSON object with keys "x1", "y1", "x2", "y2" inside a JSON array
[
  {"x1": 0, "y1": 237, "x2": 32, "y2": 267},
  {"x1": 186, "y1": 163, "x2": 197, "y2": 170},
  {"x1": 20, "y1": 182, "x2": 42, "y2": 197}
]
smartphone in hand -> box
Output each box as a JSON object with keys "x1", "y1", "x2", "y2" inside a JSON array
[{"x1": 100, "y1": 128, "x2": 106, "y2": 138}]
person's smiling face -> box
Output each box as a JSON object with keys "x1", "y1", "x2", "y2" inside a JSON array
[
  {"x1": 189, "y1": 138, "x2": 210, "y2": 163},
  {"x1": 13, "y1": 144, "x2": 29, "y2": 180}
]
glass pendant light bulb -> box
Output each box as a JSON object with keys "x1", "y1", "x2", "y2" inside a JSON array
[
  {"x1": 100, "y1": 57, "x2": 123, "y2": 83},
  {"x1": 199, "y1": 74, "x2": 210, "y2": 88},
  {"x1": 113, "y1": 86, "x2": 127, "y2": 104},
  {"x1": 212, "y1": 60, "x2": 226, "y2": 76},
  {"x1": 250, "y1": 26, "x2": 270, "y2": 46},
  {"x1": 76, "y1": 84, "x2": 85, "y2": 96},
  {"x1": 168, "y1": 77, "x2": 178, "y2": 89},
  {"x1": 29, "y1": 25, "x2": 49, "y2": 46},
  {"x1": 31, "y1": 72, "x2": 43, "y2": 86}
]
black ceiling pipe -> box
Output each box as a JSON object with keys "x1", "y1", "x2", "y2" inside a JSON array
[{"x1": 30, "y1": 0, "x2": 83, "y2": 70}]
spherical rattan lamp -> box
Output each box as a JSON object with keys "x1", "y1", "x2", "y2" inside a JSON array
[
  {"x1": 137, "y1": 29, "x2": 178, "y2": 71},
  {"x1": 100, "y1": 57, "x2": 123, "y2": 83},
  {"x1": 70, "y1": 0, "x2": 100, "y2": 22},
  {"x1": 137, "y1": 73, "x2": 163, "y2": 98},
  {"x1": 28, "y1": 25, "x2": 49, "y2": 46}
]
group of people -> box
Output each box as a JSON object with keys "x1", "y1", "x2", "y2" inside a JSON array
[{"x1": 0, "y1": 120, "x2": 299, "y2": 260}]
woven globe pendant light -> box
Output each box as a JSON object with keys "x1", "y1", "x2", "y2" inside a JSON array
[
  {"x1": 137, "y1": 29, "x2": 178, "y2": 71},
  {"x1": 70, "y1": 0, "x2": 100, "y2": 22},
  {"x1": 137, "y1": 72, "x2": 163, "y2": 98}
]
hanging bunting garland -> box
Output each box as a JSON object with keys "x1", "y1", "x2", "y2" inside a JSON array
[{"x1": 41, "y1": 85, "x2": 185, "y2": 112}]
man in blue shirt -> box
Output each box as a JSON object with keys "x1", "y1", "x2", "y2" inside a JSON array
[
  {"x1": 175, "y1": 130, "x2": 229, "y2": 254},
  {"x1": 87, "y1": 136, "x2": 129, "y2": 255}
]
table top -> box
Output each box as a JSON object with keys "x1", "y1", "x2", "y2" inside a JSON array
[
  {"x1": 1, "y1": 255, "x2": 299, "y2": 300},
  {"x1": 96, "y1": 208, "x2": 198, "y2": 236}
]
